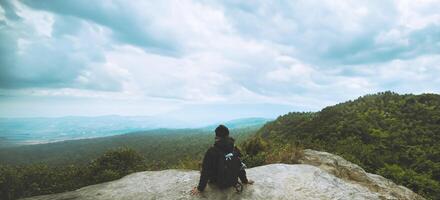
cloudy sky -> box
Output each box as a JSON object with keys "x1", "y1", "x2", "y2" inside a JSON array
[{"x1": 1, "y1": 0, "x2": 440, "y2": 122}]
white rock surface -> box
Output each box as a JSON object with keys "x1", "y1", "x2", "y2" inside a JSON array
[
  {"x1": 298, "y1": 149, "x2": 424, "y2": 200},
  {"x1": 23, "y1": 150, "x2": 424, "y2": 200}
]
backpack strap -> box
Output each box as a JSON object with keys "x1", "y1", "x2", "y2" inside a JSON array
[{"x1": 213, "y1": 146, "x2": 235, "y2": 160}]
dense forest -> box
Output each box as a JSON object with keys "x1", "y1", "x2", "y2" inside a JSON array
[
  {"x1": 0, "y1": 126, "x2": 259, "y2": 199},
  {"x1": 242, "y1": 92, "x2": 440, "y2": 199},
  {"x1": 0, "y1": 127, "x2": 257, "y2": 166}
]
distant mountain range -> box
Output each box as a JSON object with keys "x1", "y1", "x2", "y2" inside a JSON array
[
  {"x1": 202, "y1": 117, "x2": 272, "y2": 130},
  {"x1": 0, "y1": 116, "x2": 271, "y2": 147}
]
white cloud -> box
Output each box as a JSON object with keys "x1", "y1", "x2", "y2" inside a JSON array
[
  {"x1": 1, "y1": 0, "x2": 440, "y2": 119},
  {"x1": 396, "y1": 0, "x2": 440, "y2": 29},
  {"x1": 14, "y1": 1, "x2": 54, "y2": 37},
  {"x1": 0, "y1": 4, "x2": 6, "y2": 22},
  {"x1": 266, "y1": 57, "x2": 315, "y2": 83}
]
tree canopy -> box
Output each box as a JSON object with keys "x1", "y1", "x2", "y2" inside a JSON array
[{"x1": 247, "y1": 92, "x2": 439, "y2": 199}]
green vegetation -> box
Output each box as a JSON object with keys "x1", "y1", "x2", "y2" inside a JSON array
[
  {"x1": 239, "y1": 134, "x2": 304, "y2": 169},
  {"x1": 0, "y1": 127, "x2": 258, "y2": 199},
  {"x1": 0, "y1": 148, "x2": 143, "y2": 199},
  {"x1": 243, "y1": 92, "x2": 440, "y2": 199},
  {"x1": 1, "y1": 92, "x2": 439, "y2": 199},
  {"x1": 0, "y1": 127, "x2": 257, "y2": 166}
]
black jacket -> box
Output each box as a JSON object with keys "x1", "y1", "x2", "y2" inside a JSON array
[{"x1": 197, "y1": 137, "x2": 247, "y2": 191}]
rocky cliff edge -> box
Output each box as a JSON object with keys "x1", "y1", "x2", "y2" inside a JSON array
[{"x1": 23, "y1": 149, "x2": 424, "y2": 200}]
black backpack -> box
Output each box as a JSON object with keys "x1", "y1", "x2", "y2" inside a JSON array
[{"x1": 214, "y1": 146, "x2": 243, "y2": 192}]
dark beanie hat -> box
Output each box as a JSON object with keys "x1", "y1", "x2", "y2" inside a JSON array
[{"x1": 215, "y1": 125, "x2": 229, "y2": 138}]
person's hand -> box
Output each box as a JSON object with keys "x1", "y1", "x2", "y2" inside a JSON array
[{"x1": 190, "y1": 187, "x2": 201, "y2": 196}]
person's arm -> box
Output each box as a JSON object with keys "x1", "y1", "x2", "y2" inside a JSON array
[
  {"x1": 234, "y1": 146, "x2": 250, "y2": 183},
  {"x1": 234, "y1": 146, "x2": 243, "y2": 157},
  {"x1": 238, "y1": 167, "x2": 249, "y2": 183},
  {"x1": 197, "y1": 149, "x2": 213, "y2": 192}
]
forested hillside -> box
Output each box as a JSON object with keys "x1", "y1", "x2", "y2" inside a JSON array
[{"x1": 243, "y1": 92, "x2": 440, "y2": 199}]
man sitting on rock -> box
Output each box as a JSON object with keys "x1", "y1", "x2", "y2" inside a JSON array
[{"x1": 191, "y1": 125, "x2": 254, "y2": 196}]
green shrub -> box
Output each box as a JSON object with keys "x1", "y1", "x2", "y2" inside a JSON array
[
  {"x1": 241, "y1": 135, "x2": 268, "y2": 156},
  {"x1": 92, "y1": 169, "x2": 120, "y2": 183},
  {"x1": 88, "y1": 147, "x2": 145, "y2": 182},
  {"x1": 0, "y1": 165, "x2": 21, "y2": 200},
  {"x1": 0, "y1": 147, "x2": 147, "y2": 200},
  {"x1": 265, "y1": 144, "x2": 304, "y2": 164}
]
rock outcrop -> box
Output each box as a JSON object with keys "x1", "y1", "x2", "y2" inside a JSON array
[
  {"x1": 23, "y1": 150, "x2": 424, "y2": 200},
  {"x1": 298, "y1": 149, "x2": 423, "y2": 200}
]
